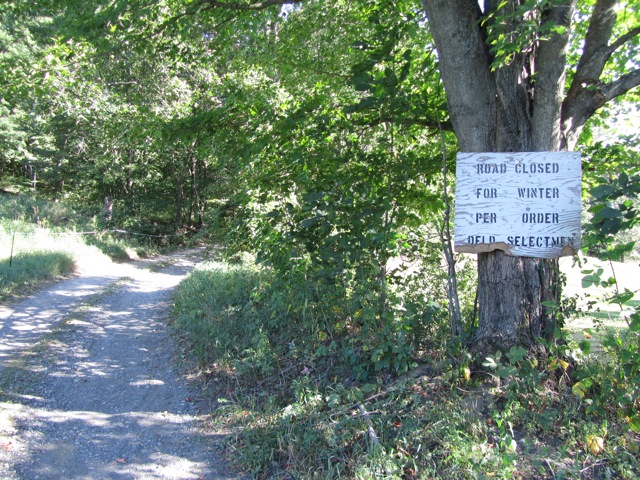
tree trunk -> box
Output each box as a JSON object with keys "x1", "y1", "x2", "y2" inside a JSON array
[
  {"x1": 474, "y1": 252, "x2": 560, "y2": 355},
  {"x1": 422, "y1": 0, "x2": 575, "y2": 358},
  {"x1": 104, "y1": 196, "x2": 113, "y2": 222}
]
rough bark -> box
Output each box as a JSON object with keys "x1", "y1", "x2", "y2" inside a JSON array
[
  {"x1": 531, "y1": 1, "x2": 576, "y2": 151},
  {"x1": 422, "y1": 0, "x2": 497, "y2": 152},
  {"x1": 423, "y1": 0, "x2": 552, "y2": 356},
  {"x1": 474, "y1": 251, "x2": 559, "y2": 355}
]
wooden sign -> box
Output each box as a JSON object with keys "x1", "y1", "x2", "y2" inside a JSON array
[{"x1": 454, "y1": 152, "x2": 582, "y2": 258}]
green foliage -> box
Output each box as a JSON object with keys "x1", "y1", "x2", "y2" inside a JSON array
[
  {"x1": 582, "y1": 138, "x2": 640, "y2": 261},
  {"x1": 172, "y1": 261, "x2": 293, "y2": 379},
  {"x1": 213, "y1": 0, "x2": 459, "y2": 375},
  {"x1": 570, "y1": 267, "x2": 640, "y2": 433},
  {"x1": 482, "y1": 0, "x2": 556, "y2": 70},
  {"x1": 171, "y1": 247, "x2": 639, "y2": 478},
  {"x1": 570, "y1": 137, "x2": 640, "y2": 439}
]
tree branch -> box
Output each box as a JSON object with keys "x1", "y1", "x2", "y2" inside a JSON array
[
  {"x1": 561, "y1": 0, "x2": 639, "y2": 149},
  {"x1": 608, "y1": 25, "x2": 640, "y2": 54},
  {"x1": 601, "y1": 68, "x2": 640, "y2": 102},
  {"x1": 199, "y1": 0, "x2": 305, "y2": 11},
  {"x1": 531, "y1": 0, "x2": 576, "y2": 151},
  {"x1": 570, "y1": 0, "x2": 617, "y2": 88},
  {"x1": 562, "y1": 68, "x2": 640, "y2": 150}
]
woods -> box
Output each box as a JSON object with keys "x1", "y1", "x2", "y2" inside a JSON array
[{"x1": 1, "y1": 0, "x2": 640, "y2": 477}]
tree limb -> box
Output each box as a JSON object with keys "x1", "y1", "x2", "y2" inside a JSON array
[
  {"x1": 601, "y1": 68, "x2": 640, "y2": 102},
  {"x1": 561, "y1": 0, "x2": 640, "y2": 149},
  {"x1": 569, "y1": 0, "x2": 618, "y2": 88},
  {"x1": 582, "y1": 0, "x2": 618, "y2": 59},
  {"x1": 608, "y1": 25, "x2": 640, "y2": 55},
  {"x1": 531, "y1": 0, "x2": 576, "y2": 151},
  {"x1": 562, "y1": 67, "x2": 640, "y2": 150},
  {"x1": 199, "y1": 0, "x2": 304, "y2": 11}
]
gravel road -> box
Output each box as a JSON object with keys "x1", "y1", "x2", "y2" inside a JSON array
[{"x1": 0, "y1": 249, "x2": 238, "y2": 479}]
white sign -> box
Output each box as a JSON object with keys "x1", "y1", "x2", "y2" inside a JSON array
[{"x1": 454, "y1": 152, "x2": 582, "y2": 258}]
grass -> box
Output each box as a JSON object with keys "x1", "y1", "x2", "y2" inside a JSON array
[
  {"x1": 0, "y1": 193, "x2": 187, "y2": 301},
  {"x1": 172, "y1": 254, "x2": 640, "y2": 479},
  {"x1": 0, "y1": 251, "x2": 75, "y2": 301},
  {"x1": 0, "y1": 226, "x2": 116, "y2": 302}
]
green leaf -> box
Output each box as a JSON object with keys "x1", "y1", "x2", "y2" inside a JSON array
[
  {"x1": 508, "y1": 346, "x2": 527, "y2": 363},
  {"x1": 589, "y1": 185, "x2": 615, "y2": 199},
  {"x1": 578, "y1": 339, "x2": 591, "y2": 355},
  {"x1": 572, "y1": 381, "x2": 588, "y2": 399},
  {"x1": 630, "y1": 415, "x2": 640, "y2": 433},
  {"x1": 592, "y1": 206, "x2": 622, "y2": 221},
  {"x1": 619, "y1": 171, "x2": 628, "y2": 187}
]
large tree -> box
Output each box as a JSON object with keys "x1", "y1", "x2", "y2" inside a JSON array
[{"x1": 422, "y1": 0, "x2": 640, "y2": 355}]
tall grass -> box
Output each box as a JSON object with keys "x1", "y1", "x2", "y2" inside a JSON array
[
  {"x1": 0, "y1": 192, "x2": 90, "y2": 232},
  {"x1": 0, "y1": 227, "x2": 112, "y2": 301},
  {"x1": 0, "y1": 251, "x2": 75, "y2": 299},
  {"x1": 0, "y1": 194, "x2": 114, "y2": 300},
  {"x1": 172, "y1": 260, "x2": 310, "y2": 380}
]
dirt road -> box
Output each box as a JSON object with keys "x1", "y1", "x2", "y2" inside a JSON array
[{"x1": 0, "y1": 249, "x2": 237, "y2": 479}]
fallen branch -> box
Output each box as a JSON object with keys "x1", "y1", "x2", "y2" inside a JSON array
[{"x1": 357, "y1": 402, "x2": 382, "y2": 450}]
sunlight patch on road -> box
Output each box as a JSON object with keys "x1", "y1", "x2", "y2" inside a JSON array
[{"x1": 129, "y1": 379, "x2": 165, "y2": 386}]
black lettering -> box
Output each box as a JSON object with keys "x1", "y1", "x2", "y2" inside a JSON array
[
  {"x1": 476, "y1": 212, "x2": 498, "y2": 223},
  {"x1": 523, "y1": 212, "x2": 560, "y2": 224},
  {"x1": 516, "y1": 162, "x2": 561, "y2": 175},
  {"x1": 517, "y1": 188, "x2": 561, "y2": 199},
  {"x1": 476, "y1": 163, "x2": 507, "y2": 174}
]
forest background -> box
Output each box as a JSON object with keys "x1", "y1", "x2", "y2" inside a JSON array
[{"x1": 1, "y1": 0, "x2": 639, "y2": 478}]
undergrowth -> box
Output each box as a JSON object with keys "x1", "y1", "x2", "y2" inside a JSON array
[{"x1": 172, "y1": 254, "x2": 639, "y2": 479}]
